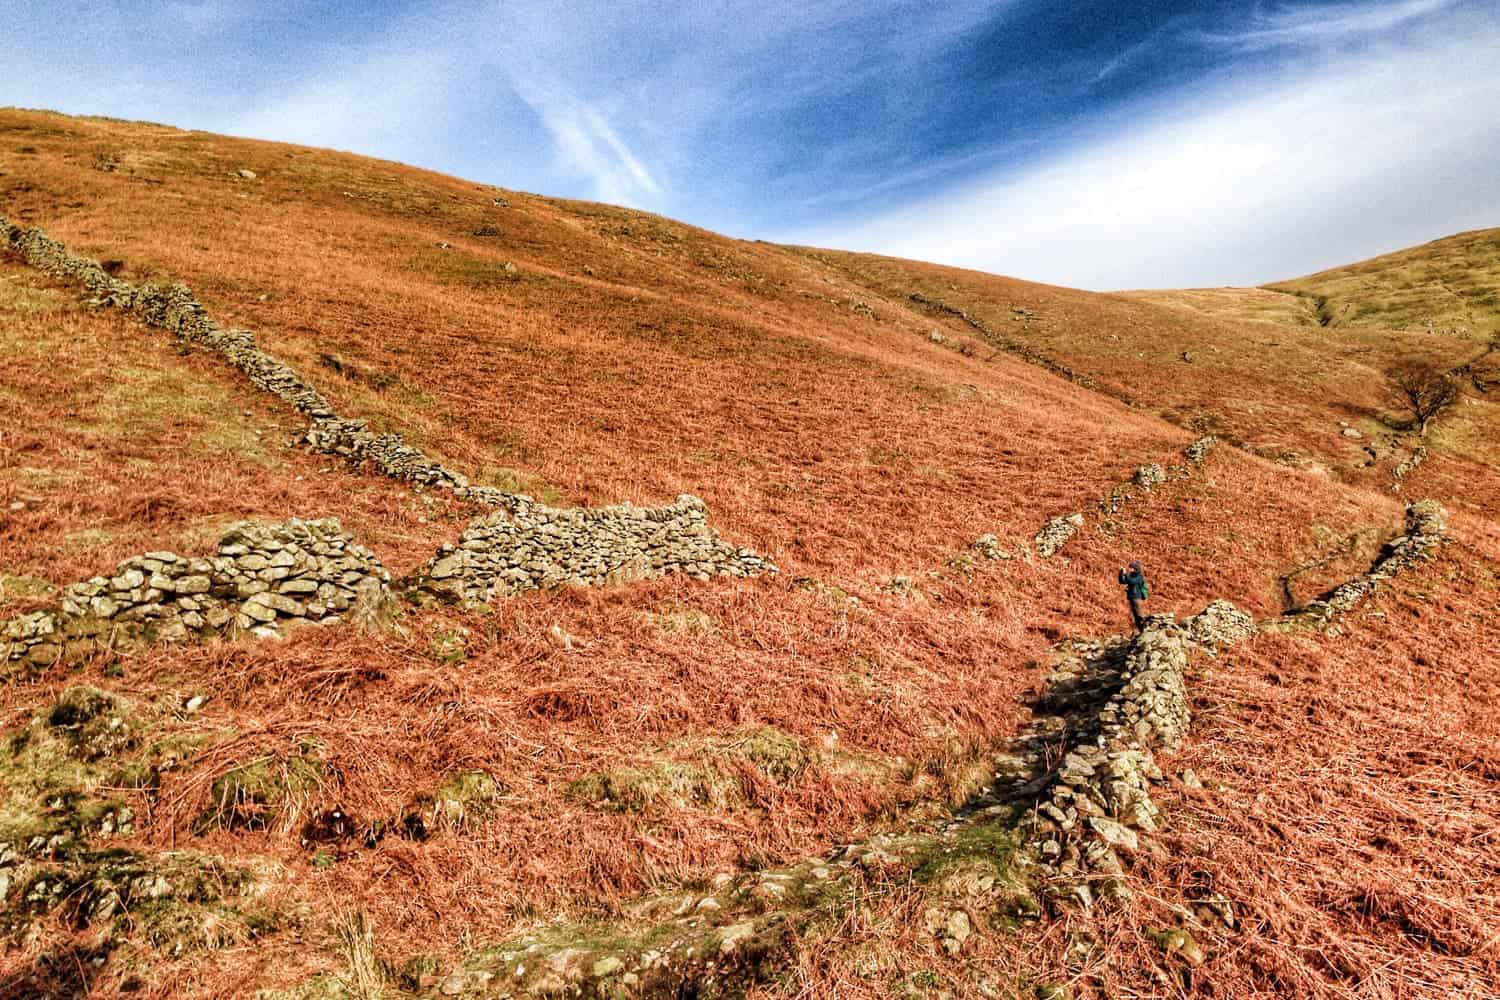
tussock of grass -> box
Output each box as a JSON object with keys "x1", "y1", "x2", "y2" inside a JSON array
[
  {"x1": 567, "y1": 759, "x2": 742, "y2": 813},
  {"x1": 201, "y1": 753, "x2": 327, "y2": 833}
]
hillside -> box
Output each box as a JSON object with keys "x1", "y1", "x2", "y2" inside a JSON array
[
  {"x1": 1, "y1": 108, "x2": 1498, "y2": 999},
  {"x1": 1268, "y1": 228, "x2": 1500, "y2": 340},
  {"x1": 827, "y1": 250, "x2": 1500, "y2": 520}
]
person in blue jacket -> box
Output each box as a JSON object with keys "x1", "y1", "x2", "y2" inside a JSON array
[{"x1": 1119, "y1": 561, "x2": 1149, "y2": 630}]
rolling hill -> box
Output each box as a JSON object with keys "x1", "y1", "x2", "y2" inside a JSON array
[{"x1": 1, "y1": 108, "x2": 1497, "y2": 999}]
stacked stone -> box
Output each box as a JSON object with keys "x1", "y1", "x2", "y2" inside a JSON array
[
  {"x1": 1132, "y1": 463, "x2": 1166, "y2": 489},
  {"x1": 0, "y1": 217, "x2": 505, "y2": 503},
  {"x1": 1, "y1": 611, "x2": 65, "y2": 672},
  {"x1": 968, "y1": 533, "x2": 1015, "y2": 561},
  {"x1": 301, "y1": 418, "x2": 471, "y2": 491},
  {"x1": 2, "y1": 520, "x2": 392, "y2": 672},
  {"x1": 1393, "y1": 445, "x2": 1428, "y2": 488},
  {"x1": 1184, "y1": 435, "x2": 1217, "y2": 464},
  {"x1": 1030, "y1": 623, "x2": 1191, "y2": 904},
  {"x1": 1183, "y1": 599, "x2": 1257, "y2": 648},
  {"x1": 1286, "y1": 499, "x2": 1447, "y2": 624},
  {"x1": 405, "y1": 495, "x2": 775, "y2": 606},
  {"x1": 1, "y1": 218, "x2": 778, "y2": 586},
  {"x1": 1033, "y1": 513, "x2": 1085, "y2": 559}
]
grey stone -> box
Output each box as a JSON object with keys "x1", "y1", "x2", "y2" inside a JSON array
[{"x1": 239, "y1": 599, "x2": 277, "y2": 624}]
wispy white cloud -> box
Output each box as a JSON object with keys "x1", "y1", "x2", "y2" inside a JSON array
[
  {"x1": 1090, "y1": 35, "x2": 1157, "y2": 85},
  {"x1": 793, "y1": 13, "x2": 1500, "y2": 289},
  {"x1": 527, "y1": 100, "x2": 662, "y2": 206},
  {"x1": 6, "y1": 0, "x2": 1497, "y2": 293},
  {"x1": 1197, "y1": 0, "x2": 1459, "y2": 51}
]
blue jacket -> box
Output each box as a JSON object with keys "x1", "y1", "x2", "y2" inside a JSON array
[{"x1": 1119, "y1": 568, "x2": 1148, "y2": 601}]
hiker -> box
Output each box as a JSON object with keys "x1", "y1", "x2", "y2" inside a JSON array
[{"x1": 1119, "y1": 561, "x2": 1149, "y2": 630}]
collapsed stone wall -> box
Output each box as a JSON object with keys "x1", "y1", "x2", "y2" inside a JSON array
[
  {"x1": 1033, "y1": 513, "x2": 1086, "y2": 559},
  {"x1": 1270, "y1": 499, "x2": 1447, "y2": 630},
  {"x1": 0, "y1": 216, "x2": 493, "y2": 500},
  {"x1": 1027, "y1": 501, "x2": 1444, "y2": 907},
  {"x1": 969, "y1": 436, "x2": 1218, "y2": 563},
  {"x1": 403, "y1": 495, "x2": 774, "y2": 606},
  {"x1": 385, "y1": 507, "x2": 1451, "y2": 997},
  {"x1": 2, "y1": 520, "x2": 393, "y2": 674},
  {"x1": 908, "y1": 291, "x2": 1108, "y2": 394},
  {"x1": 1029, "y1": 616, "x2": 1212, "y2": 907},
  {"x1": 1393, "y1": 444, "x2": 1427, "y2": 491}
]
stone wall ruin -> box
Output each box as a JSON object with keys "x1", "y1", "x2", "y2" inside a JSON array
[
  {"x1": 0, "y1": 219, "x2": 770, "y2": 541},
  {"x1": 1022, "y1": 499, "x2": 1445, "y2": 907},
  {"x1": 1267, "y1": 499, "x2": 1446, "y2": 630},
  {"x1": 403, "y1": 495, "x2": 774, "y2": 606},
  {"x1": 0, "y1": 217, "x2": 483, "y2": 499},
  {"x1": 0, "y1": 216, "x2": 775, "y2": 625},
  {"x1": 970, "y1": 436, "x2": 1219, "y2": 563},
  {"x1": 3, "y1": 520, "x2": 393, "y2": 674}
]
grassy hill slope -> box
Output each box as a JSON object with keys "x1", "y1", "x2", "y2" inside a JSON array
[
  {"x1": 1, "y1": 108, "x2": 1497, "y2": 999},
  {"x1": 815, "y1": 245, "x2": 1500, "y2": 519},
  {"x1": 1268, "y1": 227, "x2": 1500, "y2": 339}
]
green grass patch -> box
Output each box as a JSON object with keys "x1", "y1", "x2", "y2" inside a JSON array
[{"x1": 566, "y1": 759, "x2": 741, "y2": 813}]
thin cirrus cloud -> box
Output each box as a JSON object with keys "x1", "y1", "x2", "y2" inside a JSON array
[
  {"x1": 793, "y1": 1, "x2": 1500, "y2": 289},
  {"x1": 1195, "y1": 0, "x2": 1459, "y2": 50},
  {"x1": 533, "y1": 102, "x2": 663, "y2": 206}
]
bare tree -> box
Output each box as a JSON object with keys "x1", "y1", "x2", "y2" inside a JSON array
[{"x1": 1385, "y1": 361, "x2": 1460, "y2": 436}]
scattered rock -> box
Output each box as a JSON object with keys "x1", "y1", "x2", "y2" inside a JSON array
[{"x1": 1132, "y1": 463, "x2": 1166, "y2": 490}]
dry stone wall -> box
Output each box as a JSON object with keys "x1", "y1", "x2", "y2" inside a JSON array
[
  {"x1": 403, "y1": 495, "x2": 774, "y2": 606},
  {"x1": 0, "y1": 216, "x2": 774, "y2": 589},
  {"x1": 278, "y1": 499, "x2": 1445, "y2": 997},
  {"x1": 1033, "y1": 513, "x2": 1085, "y2": 559},
  {"x1": 1023, "y1": 499, "x2": 1445, "y2": 907},
  {"x1": 1270, "y1": 499, "x2": 1447, "y2": 630},
  {"x1": 0, "y1": 216, "x2": 486, "y2": 499},
  {"x1": 2, "y1": 520, "x2": 393, "y2": 675},
  {"x1": 1027, "y1": 619, "x2": 1198, "y2": 906},
  {"x1": 975, "y1": 436, "x2": 1218, "y2": 563}
]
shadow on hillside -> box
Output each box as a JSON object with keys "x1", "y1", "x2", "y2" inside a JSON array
[{"x1": 0, "y1": 941, "x2": 116, "y2": 1000}]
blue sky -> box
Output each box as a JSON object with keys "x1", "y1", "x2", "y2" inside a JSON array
[{"x1": 2, "y1": 0, "x2": 1499, "y2": 289}]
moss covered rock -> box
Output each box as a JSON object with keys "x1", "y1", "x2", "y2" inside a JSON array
[{"x1": 48, "y1": 686, "x2": 137, "y2": 761}]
